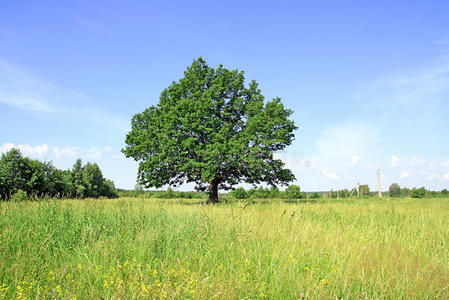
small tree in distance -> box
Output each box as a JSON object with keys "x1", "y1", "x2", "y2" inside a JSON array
[
  {"x1": 389, "y1": 183, "x2": 401, "y2": 197},
  {"x1": 411, "y1": 187, "x2": 426, "y2": 198},
  {"x1": 284, "y1": 185, "x2": 301, "y2": 199},
  {"x1": 229, "y1": 187, "x2": 247, "y2": 199},
  {"x1": 359, "y1": 184, "x2": 370, "y2": 196},
  {"x1": 122, "y1": 58, "x2": 297, "y2": 203}
]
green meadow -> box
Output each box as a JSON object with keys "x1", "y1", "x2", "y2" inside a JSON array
[{"x1": 1, "y1": 197, "x2": 448, "y2": 299}]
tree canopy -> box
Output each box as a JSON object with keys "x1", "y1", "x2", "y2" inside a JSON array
[
  {"x1": 389, "y1": 183, "x2": 401, "y2": 197},
  {"x1": 122, "y1": 58, "x2": 297, "y2": 202},
  {"x1": 0, "y1": 149, "x2": 118, "y2": 200}
]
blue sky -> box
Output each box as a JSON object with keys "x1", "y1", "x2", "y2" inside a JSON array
[{"x1": 1, "y1": 1, "x2": 449, "y2": 191}]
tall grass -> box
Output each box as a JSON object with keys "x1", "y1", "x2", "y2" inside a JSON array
[{"x1": 1, "y1": 197, "x2": 448, "y2": 299}]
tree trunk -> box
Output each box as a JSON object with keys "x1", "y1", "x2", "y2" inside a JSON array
[{"x1": 207, "y1": 180, "x2": 219, "y2": 203}]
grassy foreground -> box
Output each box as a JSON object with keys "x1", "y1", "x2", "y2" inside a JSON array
[{"x1": 1, "y1": 197, "x2": 448, "y2": 299}]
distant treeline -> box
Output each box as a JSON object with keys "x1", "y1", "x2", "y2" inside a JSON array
[
  {"x1": 118, "y1": 187, "x2": 207, "y2": 199},
  {"x1": 121, "y1": 185, "x2": 316, "y2": 200},
  {"x1": 0, "y1": 148, "x2": 118, "y2": 200},
  {"x1": 120, "y1": 183, "x2": 449, "y2": 201},
  {"x1": 227, "y1": 185, "x2": 316, "y2": 199},
  {"x1": 306, "y1": 184, "x2": 448, "y2": 199},
  {"x1": 388, "y1": 183, "x2": 448, "y2": 198}
]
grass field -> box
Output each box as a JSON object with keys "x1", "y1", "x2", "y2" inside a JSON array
[{"x1": 1, "y1": 197, "x2": 448, "y2": 299}]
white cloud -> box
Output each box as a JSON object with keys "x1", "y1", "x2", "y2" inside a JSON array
[
  {"x1": 440, "y1": 159, "x2": 449, "y2": 168},
  {"x1": 53, "y1": 146, "x2": 79, "y2": 159},
  {"x1": 408, "y1": 157, "x2": 426, "y2": 167},
  {"x1": 86, "y1": 147, "x2": 102, "y2": 159},
  {"x1": 442, "y1": 173, "x2": 449, "y2": 181},
  {"x1": 424, "y1": 173, "x2": 440, "y2": 180},
  {"x1": 0, "y1": 143, "x2": 49, "y2": 159},
  {"x1": 20, "y1": 144, "x2": 49, "y2": 158},
  {"x1": 391, "y1": 155, "x2": 399, "y2": 167},
  {"x1": 303, "y1": 159, "x2": 313, "y2": 168},
  {"x1": 273, "y1": 152, "x2": 315, "y2": 171},
  {"x1": 350, "y1": 155, "x2": 360, "y2": 165},
  {"x1": 315, "y1": 121, "x2": 379, "y2": 163},
  {"x1": 0, "y1": 143, "x2": 15, "y2": 153},
  {"x1": 103, "y1": 146, "x2": 113, "y2": 152},
  {"x1": 321, "y1": 169, "x2": 339, "y2": 180},
  {"x1": 0, "y1": 142, "x2": 117, "y2": 161},
  {"x1": 400, "y1": 172, "x2": 410, "y2": 178}
]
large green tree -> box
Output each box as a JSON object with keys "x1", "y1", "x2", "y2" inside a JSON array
[
  {"x1": 123, "y1": 58, "x2": 297, "y2": 203},
  {"x1": 389, "y1": 183, "x2": 401, "y2": 197}
]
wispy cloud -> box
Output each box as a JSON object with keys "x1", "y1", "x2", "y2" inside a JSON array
[
  {"x1": 53, "y1": 146, "x2": 79, "y2": 159},
  {"x1": 356, "y1": 54, "x2": 449, "y2": 113},
  {"x1": 74, "y1": 16, "x2": 106, "y2": 34},
  {"x1": 321, "y1": 169, "x2": 339, "y2": 180},
  {"x1": 0, "y1": 58, "x2": 128, "y2": 133},
  {"x1": 391, "y1": 155, "x2": 399, "y2": 167},
  {"x1": 315, "y1": 121, "x2": 380, "y2": 164},
  {"x1": 86, "y1": 147, "x2": 102, "y2": 159},
  {"x1": 400, "y1": 172, "x2": 410, "y2": 179},
  {"x1": 0, "y1": 96, "x2": 55, "y2": 112},
  {"x1": 433, "y1": 38, "x2": 449, "y2": 46}
]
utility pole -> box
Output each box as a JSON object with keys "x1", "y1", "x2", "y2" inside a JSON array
[
  {"x1": 377, "y1": 169, "x2": 382, "y2": 198},
  {"x1": 357, "y1": 182, "x2": 360, "y2": 197}
]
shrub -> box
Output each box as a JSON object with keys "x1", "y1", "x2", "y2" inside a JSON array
[
  {"x1": 250, "y1": 187, "x2": 270, "y2": 199},
  {"x1": 229, "y1": 187, "x2": 247, "y2": 199},
  {"x1": 269, "y1": 186, "x2": 281, "y2": 198},
  {"x1": 389, "y1": 183, "x2": 401, "y2": 197},
  {"x1": 309, "y1": 192, "x2": 320, "y2": 199},
  {"x1": 11, "y1": 189, "x2": 28, "y2": 201},
  {"x1": 411, "y1": 187, "x2": 426, "y2": 198},
  {"x1": 284, "y1": 185, "x2": 301, "y2": 199}
]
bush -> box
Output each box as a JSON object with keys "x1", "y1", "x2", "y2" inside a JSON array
[
  {"x1": 389, "y1": 183, "x2": 401, "y2": 197},
  {"x1": 309, "y1": 192, "x2": 320, "y2": 199},
  {"x1": 269, "y1": 186, "x2": 281, "y2": 198},
  {"x1": 11, "y1": 189, "x2": 28, "y2": 201},
  {"x1": 250, "y1": 187, "x2": 270, "y2": 199},
  {"x1": 411, "y1": 187, "x2": 426, "y2": 198},
  {"x1": 401, "y1": 187, "x2": 411, "y2": 197},
  {"x1": 229, "y1": 187, "x2": 247, "y2": 199},
  {"x1": 284, "y1": 185, "x2": 301, "y2": 199}
]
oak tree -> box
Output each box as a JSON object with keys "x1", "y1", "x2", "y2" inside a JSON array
[{"x1": 122, "y1": 58, "x2": 297, "y2": 202}]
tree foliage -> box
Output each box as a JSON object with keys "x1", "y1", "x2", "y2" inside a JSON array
[
  {"x1": 359, "y1": 184, "x2": 370, "y2": 196},
  {"x1": 309, "y1": 192, "x2": 321, "y2": 199},
  {"x1": 284, "y1": 185, "x2": 301, "y2": 199},
  {"x1": 389, "y1": 183, "x2": 401, "y2": 197},
  {"x1": 123, "y1": 58, "x2": 297, "y2": 202},
  {"x1": 0, "y1": 149, "x2": 118, "y2": 200},
  {"x1": 411, "y1": 187, "x2": 426, "y2": 198},
  {"x1": 229, "y1": 187, "x2": 247, "y2": 199}
]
